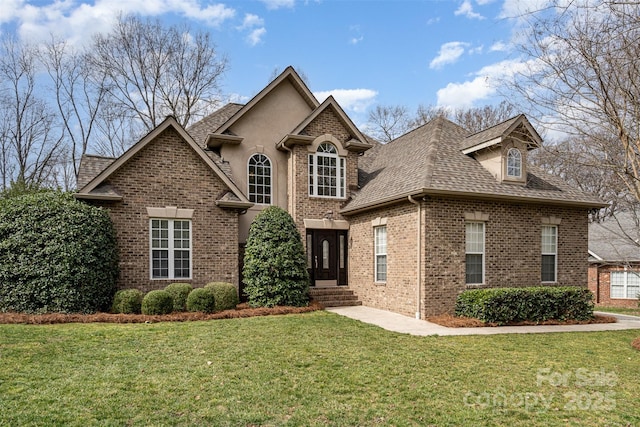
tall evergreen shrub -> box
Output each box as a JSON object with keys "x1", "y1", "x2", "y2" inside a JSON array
[
  {"x1": 242, "y1": 206, "x2": 309, "y2": 307},
  {"x1": 0, "y1": 191, "x2": 119, "y2": 313}
]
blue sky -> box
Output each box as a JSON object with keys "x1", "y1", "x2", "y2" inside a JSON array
[{"x1": 0, "y1": 0, "x2": 542, "y2": 127}]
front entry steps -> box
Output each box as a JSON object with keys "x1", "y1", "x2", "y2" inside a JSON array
[{"x1": 309, "y1": 287, "x2": 361, "y2": 307}]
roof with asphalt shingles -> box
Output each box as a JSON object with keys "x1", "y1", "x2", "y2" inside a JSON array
[
  {"x1": 345, "y1": 115, "x2": 604, "y2": 213},
  {"x1": 589, "y1": 212, "x2": 640, "y2": 263}
]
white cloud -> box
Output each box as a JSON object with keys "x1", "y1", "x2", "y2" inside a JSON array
[
  {"x1": 246, "y1": 27, "x2": 266, "y2": 46},
  {"x1": 350, "y1": 36, "x2": 363, "y2": 45},
  {"x1": 239, "y1": 13, "x2": 264, "y2": 29},
  {"x1": 259, "y1": 0, "x2": 295, "y2": 10},
  {"x1": 490, "y1": 41, "x2": 509, "y2": 52},
  {"x1": 237, "y1": 13, "x2": 266, "y2": 46},
  {"x1": 499, "y1": 0, "x2": 551, "y2": 19},
  {"x1": 4, "y1": 0, "x2": 236, "y2": 46},
  {"x1": 454, "y1": 0, "x2": 485, "y2": 20},
  {"x1": 436, "y1": 58, "x2": 535, "y2": 109},
  {"x1": 429, "y1": 41, "x2": 469, "y2": 69},
  {"x1": 314, "y1": 88, "x2": 378, "y2": 113}
]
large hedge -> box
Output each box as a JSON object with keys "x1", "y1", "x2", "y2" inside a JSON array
[
  {"x1": 242, "y1": 206, "x2": 309, "y2": 307},
  {"x1": 0, "y1": 191, "x2": 119, "y2": 313},
  {"x1": 455, "y1": 286, "x2": 594, "y2": 324}
]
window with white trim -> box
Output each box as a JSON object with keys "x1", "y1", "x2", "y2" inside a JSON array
[
  {"x1": 308, "y1": 143, "x2": 346, "y2": 198},
  {"x1": 610, "y1": 271, "x2": 640, "y2": 299},
  {"x1": 466, "y1": 222, "x2": 485, "y2": 284},
  {"x1": 150, "y1": 219, "x2": 191, "y2": 279},
  {"x1": 374, "y1": 226, "x2": 387, "y2": 282},
  {"x1": 507, "y1": 148, "x2": 522, "y2": 178},
  {"x1": 541, "y1": 225, "x2": 557, "y2": 282},
  {"x1": 248, "y1": 153, "x2": 272, "y2": 204}
]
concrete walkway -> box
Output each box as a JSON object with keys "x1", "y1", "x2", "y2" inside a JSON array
[{"x1": 326, "y1": 306, "x2": 640, "y2": 336}]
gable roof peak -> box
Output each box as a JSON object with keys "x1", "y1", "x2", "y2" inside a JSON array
[
  {"x1": 461, "y1": 113, "x2": 542, "y2": 154},
  {"x1": 212, "y1": 66, "x2": 318, "y2": 136}
]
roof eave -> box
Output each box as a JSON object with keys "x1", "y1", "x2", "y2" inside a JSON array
[
  {"x1": 341, "y1": 188, "x2": 606, "y2": 215},
  {"x1": 215, "y1": 200, "x2": 254, "y2": 210},
  {"x1": 73, "y1": 192, "x2": 123, "y2": 201},
  {"x1": 205, "y1": 133, "x2": 244, "y2": 149},
  {"x1": 276, "y1": 134, "x2": 315, "y2": 151}
]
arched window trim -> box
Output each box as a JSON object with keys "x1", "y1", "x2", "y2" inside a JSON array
[
  {"x1": 247, "y1": 153, "x2": 272, "y2": 205},
  {"x1": 308, "y1": 142, "x2": 346, "y2": 199},
  {"x1": 506, "y1": 147, "x2": 522, "y2": 178}
]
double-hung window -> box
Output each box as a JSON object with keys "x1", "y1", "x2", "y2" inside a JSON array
[
  {"x1": 541, "y1": 225, "x2": 557, "y2": 282},
  {"x1": 506, "y1": 148, "x2": 522, "y2": 178},
  {"x1": 610, "y1": 271, "x2": 640, "y2": 299},
  {"x1": 248, "y1": 154, "x2": 272, "y2": 204},
  {"x1": 309, "y1": 143, "x2": 346, "y2": 198},
  {"x1": 374, "y1": 226, "x2": 387, "y2": 282},
  {"x1": 150, "y1": 219, "x2": 191, "y2": 279},
  {"x1": 465, "y1": 222, "x2": 484, "y2": 284}
]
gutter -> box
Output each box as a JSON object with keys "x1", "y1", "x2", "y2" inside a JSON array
[
  {"x1": 341, "y1": 188, "x2": 606, "y2": 216},
  {"x1": 408, "y1": 195, "x2": 422, "y2": 319}
]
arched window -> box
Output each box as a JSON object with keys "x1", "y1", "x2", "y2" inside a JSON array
[
  {"x1": 308, "y1": 142, "x2": 346, "y2": 198},
  {"x1": 248, "y1": 154, "x2": 272, "y2": 204},
  {"x1": 507, "y1": 148, "x2": 522, "y2": 178}
]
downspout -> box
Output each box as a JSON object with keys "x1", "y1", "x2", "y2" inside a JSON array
[
  {"x1": 408, "y1": 195, "x2": 422, "y2": 319},
  {"x1": 595, "y1": 263, "x2": 600, "y2": 304}
]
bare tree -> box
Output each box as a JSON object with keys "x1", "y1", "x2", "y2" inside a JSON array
[
  {"x1": 531, "y1": 135, "x2": 630, "y2": 221},
  {"x1": 38, "y1": 37, "x2": 108, "y2": 180},
  {"x1": 509, "y1": 0, "x2": 640, "y2": 208},
  {"x1": 366, "y1": 102, "x2": 515, "y2": 143},
  {"x1": 0, "y1": 36, "x2": 63, "y2": 189},
  {"x1": 88, "y1": 14, "x2": 227, "y2": 132},
  {"x1": 452, "y1": 101, "x2": 516, "y2": 133},
  {"x1": 366, "y1": 105, "x2": 411, "y2": 143}
]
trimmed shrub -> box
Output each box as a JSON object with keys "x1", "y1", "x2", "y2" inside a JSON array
[
  {"x1": 0, "y1": 191, "x2": 119, "y2": 313},
  {"x1": 186, "y1": 287, "x2": 216, "y2": 313},
  {"x1": 141, "y1": 290, "x2": 174, "y2": 315},
  {"x1": 111, "y1": 289, "x2": 143, "y2": 314},
  {"x1": 164, "y1": 283, "x2": 193, "y2": 312},
  {"x1": 455, "y1": 287, "x2": 594, "y2": 324},
  {"x1": 242, "y1": 206, "x2": 309, "y2": 307},
  {"x1": 205, "y1": 282, "x2": 239, "y2": 311}
]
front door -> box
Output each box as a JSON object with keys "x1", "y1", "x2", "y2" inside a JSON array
[{"x1": 307, "y1": 229, "x2": 348, "y2": 287}]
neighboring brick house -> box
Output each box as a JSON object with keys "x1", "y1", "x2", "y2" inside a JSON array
[
  {"x1": 76, "y1": 66, "x2": 604, "y2": 317},
  {"x1": 588, "y1": 213, "x2": 640, "y2": 308}
]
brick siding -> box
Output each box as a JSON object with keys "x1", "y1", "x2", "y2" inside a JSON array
[
  {"x1": 88, "y1": 127, "x2": 240, "y2": 293},
  {"x1": 588, "y1": 264, "x2": 640, "y2": 308},
  {"x1": 290, "y1": 107, "x2": 359, "y2": 237},
  {"x1": 347, "y1": 197, "x2": 589, "y2": 318}
]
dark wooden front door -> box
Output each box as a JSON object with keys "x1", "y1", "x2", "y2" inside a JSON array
[{"x1": 307, "y1": 229, "x2": 348, "y2": 286}]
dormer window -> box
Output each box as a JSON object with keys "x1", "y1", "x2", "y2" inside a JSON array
[
  {"x1": 309, "y1": 142, "x2": 346, "y2": 198},
  {"x1": 507, "y1": 148, "x2": 522, "y2": 178}
]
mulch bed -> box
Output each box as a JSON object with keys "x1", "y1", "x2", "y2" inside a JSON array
[
  {"x1": 426, "y1": 313, "x2": 618, "y2": 328},
  {"x1": 632, "y1": 337, "x2": 640, "y2": 351},
  {"x1": 0, "y1": 302, "x2": 324, "y2": 325}
]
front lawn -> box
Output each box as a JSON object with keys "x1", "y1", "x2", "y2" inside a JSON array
[{"x1": 1, "y1": 311, "x2": 638, "y2": 426}]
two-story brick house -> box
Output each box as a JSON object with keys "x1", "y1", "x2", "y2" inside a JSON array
[{"x1": 76, "y1": 66, "x2": 604, "y2": 317}]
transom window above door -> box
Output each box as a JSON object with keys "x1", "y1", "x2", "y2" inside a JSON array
[{"x1": 308, "y1": 142, "x2": 346, "y2": 198}]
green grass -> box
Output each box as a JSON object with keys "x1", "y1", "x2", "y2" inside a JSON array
[
  {"x1": 596, "y1": 306, "x2": 640, "y2": 317},
  {"x1": 1, "y1": 311, "x2": 639, "y2": 426}
]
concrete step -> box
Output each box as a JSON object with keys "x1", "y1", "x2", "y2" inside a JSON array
[{"x1": 309, "y1": 287, "x2": 361, "y2": 307}]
